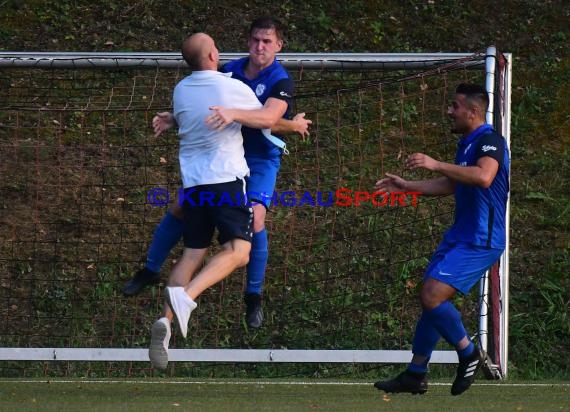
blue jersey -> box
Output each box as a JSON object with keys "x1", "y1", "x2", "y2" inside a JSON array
[
  {"x1": 443, "y1": 124, "x2": 510, "y2": 249},
  {"x1": 222, "y1": 57, "x2": 293, "y2": 159}
]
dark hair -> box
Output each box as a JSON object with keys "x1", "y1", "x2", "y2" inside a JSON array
[
  {"x1": 249, "y1": 16, "x2": 285, "y2": 41},
  {"x1": 456, "y1": 83, "x2": 489, "y2": 112}
]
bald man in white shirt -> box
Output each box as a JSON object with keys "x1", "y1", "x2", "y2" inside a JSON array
[{"x1": 149, "y1": 33, "x2": 280, "y2": 370}]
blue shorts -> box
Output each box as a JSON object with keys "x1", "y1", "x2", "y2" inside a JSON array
[
  {"x1": 245, "y1": 156, "x2": 281, "y2": 208},
  {"x1": 424, "y1": 239, "x2": 504, "y2": 295}
]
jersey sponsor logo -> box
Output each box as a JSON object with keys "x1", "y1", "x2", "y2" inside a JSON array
[
  {"x1": 481, "y1": 145, "x2": 497, "y2": 152},
  {"x1": 279, "y1": 91, "x2": 292, "y2": 98},
  {"x1": 255, "y1": 84, "x2": 266, "y2": 97},
  {"x1": 459, "y1": 161, "x2": 467, "y2": 166}
]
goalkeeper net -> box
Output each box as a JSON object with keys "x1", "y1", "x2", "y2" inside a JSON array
[{"x1": 0, "y1": 50, "x2": 511, "y2": 378}]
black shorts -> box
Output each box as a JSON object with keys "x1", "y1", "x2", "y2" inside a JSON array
[{"x1": 181, "y1": 178, "x2": 253, "y2": 248}]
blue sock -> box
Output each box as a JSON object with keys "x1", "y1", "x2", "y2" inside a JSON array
[
  {"x1": 458, "y1": 342, "x2": 475, "y2": 359},
  {"x1": 407, "y1": 360, "x2": 430, "y2": 375},
  {"x1": 424, "y1": 301, "x2": 469, "y2": 348},
  {"x1": 245, "y1": 229, "x2": 268, "y2": 295},
  {"x1": 145, "y1": 211, "x2": 183, "y2": 273},
  {"x1": 408, "y1": 312, "x2": 440, "y2": 374}
]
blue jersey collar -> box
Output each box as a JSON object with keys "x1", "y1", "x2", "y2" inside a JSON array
[
  {"x1": 239, "y1": 57, "x2": 279, "y2": 77},
  {"x1": 459, "y1": 124, "x2": 494, "y2": 147}
]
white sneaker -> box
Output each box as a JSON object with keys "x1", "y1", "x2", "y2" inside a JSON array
[
  {"x1": 149, "y1": 317, "x2": 170, "y2": 370},
  {"x1": 166, "y1": 287, "x2": 197, "y2": 338}
]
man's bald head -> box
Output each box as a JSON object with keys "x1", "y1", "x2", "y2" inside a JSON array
[{"x1": 181, "y1": 33, "x2": 219, "y2": 71}]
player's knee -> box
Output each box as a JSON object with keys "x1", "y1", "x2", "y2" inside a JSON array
[
  {"x1": 234, "y1": 248, "x2": 250, "y2": 267},
  {"x1": 252, "y1": 221, "x2": 265, "y2": 233},
  {"x1": 420, "y1": 278, "x2": 454, "y2": 310},
  {"x1": 239, "y1": 251, "x2": 250, "y2": 267},
  {"x1": 420, "y1": 281, "x2": 440, "y2": 309},
  {"x1": 252, "y1": 204, "x2": 266, "y2": 232},
  {"x1": 419, "y1": 290, "x2": 440, "y2": 310},
  {"x1": 227, "y1": 240, "x2": 250, "y2": 267}
]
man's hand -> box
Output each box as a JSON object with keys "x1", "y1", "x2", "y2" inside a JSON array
[
  {"x1": 205, "y1": 106, "x2": 234, "y2": 131},
  {"x1": 152, "y1": 112, "x2": 175, "y2": 137},
  {"x1": 406, "y1": 153, "x2": 440, "y2": 172},
  {"x1": 290, "y1": 112, "x2": 312, "y2": 138},
  {"x1": 375, "y1": 173, "x2": 408, "y2": 193}
]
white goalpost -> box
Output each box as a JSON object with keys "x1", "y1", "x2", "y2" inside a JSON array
[{"x1": 0, "y1": 48, "x2": 511, "y2": 377}]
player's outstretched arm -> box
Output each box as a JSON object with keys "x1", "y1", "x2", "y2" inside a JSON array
[
  {"x1": 375, "y1": 173, "x2": 408, "y2": 193},
  {"x1": 406, "y1": 152, "x2": 499, "y2": 189},
  {"x1": 272, "y1": 113, "x2": 312, "y2": 138},
  {"x1": 152, "y1": 112, "x2": 176, "y2": 137},
  {"x1": 375, "y1": 173, "x2": 454, "y2": 196},
  {"x1": 206, "y1": 98, "x2": 287, "y2": 131}
]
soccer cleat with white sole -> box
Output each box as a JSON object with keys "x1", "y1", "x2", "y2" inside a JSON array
[
  {"x1": 149, "y1": 317, "x2": 170, "y2": 370},
  {"x1": 166, "y1": 287, "x2": 197, "y2": 339}
]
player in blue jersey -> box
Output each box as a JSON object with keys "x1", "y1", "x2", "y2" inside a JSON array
[
  {"x1": 122, "y1": 17, "x2": 311, "y2": 329},
  {"x1": 373, "y1": 83, "x2": 510, "y2": 396}
]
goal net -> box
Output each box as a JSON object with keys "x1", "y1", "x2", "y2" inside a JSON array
[{"x1": 0, "y1": 50, "x2": 511, "y2": 378}]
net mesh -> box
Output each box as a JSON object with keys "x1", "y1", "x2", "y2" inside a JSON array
[{"x1": 0, "y1": 54, "x2": 488, "y2": 377}]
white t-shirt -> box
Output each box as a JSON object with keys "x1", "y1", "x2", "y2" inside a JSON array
[{"x1": 173, "y1": 70, "x2": 263, "y2": 188}]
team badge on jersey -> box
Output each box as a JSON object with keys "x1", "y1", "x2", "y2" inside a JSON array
[{"x1": 255, "y1": 84, "x2": 266, "y2": 97}]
